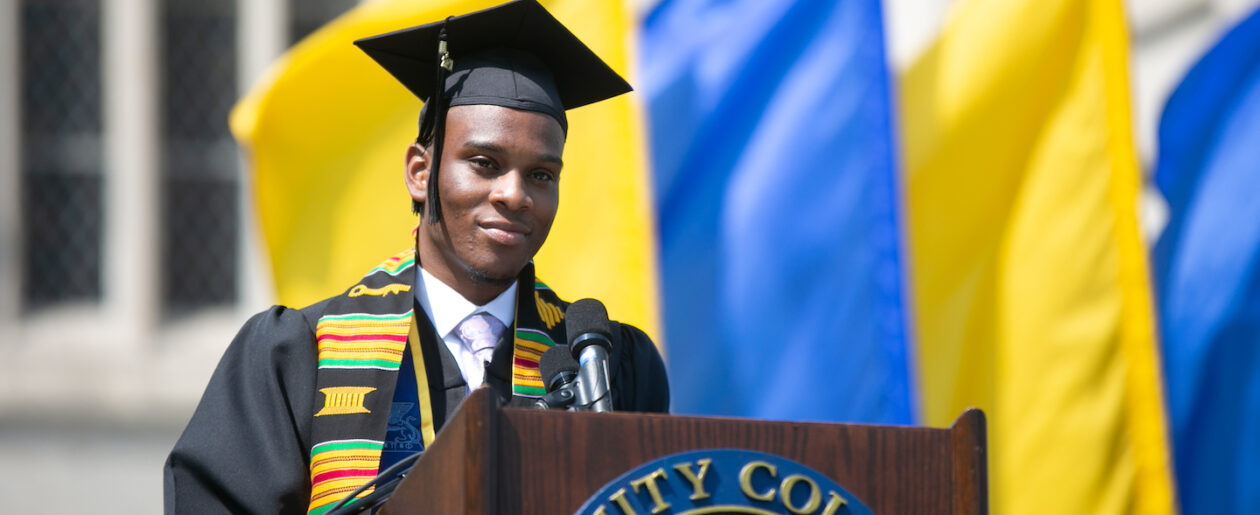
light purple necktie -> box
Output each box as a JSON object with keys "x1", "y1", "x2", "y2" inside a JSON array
[{"x1": 455, "y1": 312, "x2": 507, "y2": 366}]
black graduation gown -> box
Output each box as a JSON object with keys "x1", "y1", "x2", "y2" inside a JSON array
[{"x1": 163, "y1": 284, "x2": 668, "y2": 514}]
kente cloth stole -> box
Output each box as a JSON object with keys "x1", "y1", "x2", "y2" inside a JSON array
[{"x1": 305, "y1": 248, "x2": 571, "y2": 514}]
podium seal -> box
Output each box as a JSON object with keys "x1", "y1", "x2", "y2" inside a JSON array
[{"x1": 576, "y1": 449, "x2": 874, "y2": 515}]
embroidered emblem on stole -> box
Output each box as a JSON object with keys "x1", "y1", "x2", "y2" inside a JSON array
[
  {"x1": 348, "y1": 283, "x2": 411, "y2": 297},
  {"x1": 535, "y1": 291, "x2": 565, "y2": 329},
  {"x1": 314, "y1": 387, "x2": 377, "y2": 416}
]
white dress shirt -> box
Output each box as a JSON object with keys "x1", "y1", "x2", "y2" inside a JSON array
[{"x1": 414, "y1": 266, "x2": 517, "y2": 389}]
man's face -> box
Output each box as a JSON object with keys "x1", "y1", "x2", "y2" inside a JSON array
[{"x1": 409, "y1": 104, "x2": 565, "y2": 294}]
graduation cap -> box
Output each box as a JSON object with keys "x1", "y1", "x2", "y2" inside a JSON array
[{"x1": 354, "y1": 0, "x2": 632, "y2": 222}]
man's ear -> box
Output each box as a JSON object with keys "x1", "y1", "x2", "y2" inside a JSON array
[{"x1": 405, "y1": 143, "x2": 429, "y2": 204}]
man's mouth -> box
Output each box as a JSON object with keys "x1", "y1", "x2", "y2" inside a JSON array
[{"x1": 480, "y1": 219, "x2": 529, "y2": 246}]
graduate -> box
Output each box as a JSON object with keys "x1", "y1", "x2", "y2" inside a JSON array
[{"x1": 164, "y1": 2, "x2": 669, "y2": 512}]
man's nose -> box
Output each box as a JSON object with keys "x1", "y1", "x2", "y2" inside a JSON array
[{"x1": 489, "y1": 171, "x2": 532, "y2": 210}]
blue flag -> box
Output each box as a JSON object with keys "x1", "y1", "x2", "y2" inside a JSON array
[
  {"x1": 1153, "y1": 7, "x2": 1260, "y2": 514},
  {"x1": 639, "y1": 0, "x2": 913, "y2": 423}
]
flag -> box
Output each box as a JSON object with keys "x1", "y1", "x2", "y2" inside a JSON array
[
  {"x1": 231, "y1": 0, "x2": 661, "y2": 337},
  {"x1": 1153, "y1": 7, "x2": 1260, "y2": 514},
  {"x1": 899, "y1": 0, "x2": 1175, "y2": 512},
  {"x1": 640, "y1": 0, "x2": 913, "y2": 423}
]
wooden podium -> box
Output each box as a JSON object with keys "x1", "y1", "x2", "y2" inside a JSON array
[{"x1": 382, "y1": 388, "x2": 987, "y2": 514}]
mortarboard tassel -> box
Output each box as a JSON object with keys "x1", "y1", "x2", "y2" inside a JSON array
[{"x1": 425, "y1": 18, "x2": 455, "y2": 224}]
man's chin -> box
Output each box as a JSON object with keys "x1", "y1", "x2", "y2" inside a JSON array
[{"x1": 466, "y1": 267, "x2": 518, "y2": 287}]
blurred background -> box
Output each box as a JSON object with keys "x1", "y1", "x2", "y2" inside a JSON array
[{"x1": 1, "y1": 0, "x2": 1256, "y2": 512}]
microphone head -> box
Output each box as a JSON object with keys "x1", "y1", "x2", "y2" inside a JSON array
[
  {"x1": 566, "y1": 298, "x2": 613, "y2": 355},
  {"x1": 539, "y1": 345, "x2": 579, "y2": 392}
]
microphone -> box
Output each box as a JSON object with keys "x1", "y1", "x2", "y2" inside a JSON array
[
  {"x1": 565, "y1": 299, "x2": 614, "y2": 412},
  {"x1": 535, "y1": 345, "x2": 579, "y2": 409},
  {"x1": 540, "y1": 344, "x2": 579, "y2": 391}
]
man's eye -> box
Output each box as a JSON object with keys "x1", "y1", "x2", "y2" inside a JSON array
[
  {"x1": 531, "y1": 169, "x2": 557, "y2": 182},
  {"x1": 471, "y1": 158, "x2": 496, "y2": 170}
]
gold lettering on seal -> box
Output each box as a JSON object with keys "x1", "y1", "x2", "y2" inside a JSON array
[
  {"x1": 780, "y1": 474, "x2": 822, "y2": 514},
  {"x1": 630, "y1": 468, "x2": 671, "y2": 514},
  {"x1": 738, "y1": 460, "x2": 777, "y2": 502},
  {"x1": 607, "y1": 487, "x2": 637, "y2": 515},
  {"x1": 821, "y1": 491, "x2": 849, "y2": 515},
  {"x1": 672, "y1": 458, "x2": 713, "y2": 501},
  {"x1": 348, "y1": 283, "x2": 411, "y2": 297}
]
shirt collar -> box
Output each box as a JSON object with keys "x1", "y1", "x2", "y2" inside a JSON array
[{"x1": 415, "y1": 266, "x2": 517, "y2": 337}]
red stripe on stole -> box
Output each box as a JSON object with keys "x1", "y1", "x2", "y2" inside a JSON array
[
  {"x1": 514, "y1": 356, "x2": 540, "y2": 368},
  {"x1": 312, "y1": 468, "x2": 379, "y2": 485},
  {"x1": 316, "y1": 333, "x2": 407, "y2": 343}
]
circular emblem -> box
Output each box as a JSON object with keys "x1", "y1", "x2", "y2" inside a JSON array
[{"x1": 576, "y1": 449, "x2": 874, "y2": 515}]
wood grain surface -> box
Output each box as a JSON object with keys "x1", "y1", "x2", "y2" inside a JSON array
[{"x1": 385, "y1": 388, "x2": 988, "y2": 514}]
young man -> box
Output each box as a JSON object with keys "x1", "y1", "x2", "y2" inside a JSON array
[{"x1": 164, "y1": 1, "x2": 669, "y2": 512}]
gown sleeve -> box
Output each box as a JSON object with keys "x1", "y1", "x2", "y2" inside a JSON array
[
  {"x1": 164, "y1": 306, "x2": 318, "y2": 514},
  {"x1": 609, "y1": 322, "x2": 671, "y2": 413}
]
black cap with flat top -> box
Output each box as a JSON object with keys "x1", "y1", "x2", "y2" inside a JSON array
[{"x1": 353, "y1": 0, "x2": 632, "y2": 222}]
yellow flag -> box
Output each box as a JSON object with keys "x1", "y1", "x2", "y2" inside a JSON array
[
  {"x1": 900, "y1": 0, "x2": 1174, "y2": 512},
  {"x1": 231, "y1": 0, "x2": 660, "y2": 340}
]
